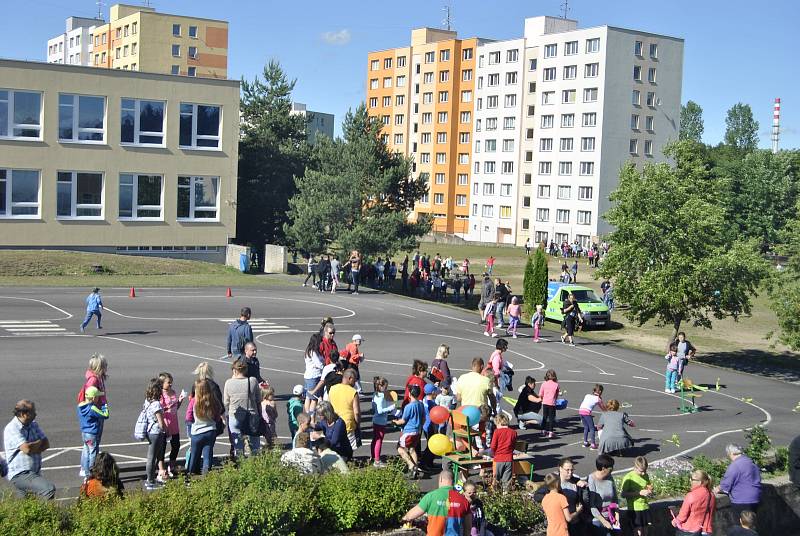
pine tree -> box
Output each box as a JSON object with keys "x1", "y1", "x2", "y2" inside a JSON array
[{"x1": 523, "y1": 247, "x2": 549, "y2": 317}]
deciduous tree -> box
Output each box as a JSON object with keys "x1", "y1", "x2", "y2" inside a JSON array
[
  {"x1": 724, "y1": 102, "x2": 759, "y2": 152},
  {"x1": 679, "y1": 100, "x2": 704, "y2": 142},
  {"x1": 523, "y1": 248, "x2": 548, "y2": 317}
]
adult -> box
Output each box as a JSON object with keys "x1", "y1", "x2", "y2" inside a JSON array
[
  {"x1": 242, "y1": 342, "x2": 265, "y2": 385},
  {"x1": 672, "y1": 470, "x2": 715, "y2": 535},
  {"x1": 281, "y1": 432, "x2": 321, "y2": 474},
  {"x1": 223, "y1": 359, "x2": 261, "y2": 459},
  {"x1": 3, "y1": 400, "x2": 55, "y2": 499},
  {"x1": 303, "y1": 255, "x2": 318, "y2": 287},
  {"x1": 461, "y1": 258, "x2": 470, "y2": 275},
  {"x1": 790, "y1": 432, "x2": 800, "y2": 488},
  {"x1": 403, "y1": 360, "x2": 428, "y2": 407},
  {"x1": 190, "y1": 362, "x2": 225, "y2": 461},
  {"x1": 328, "y1": 369, "x2": 361, "y2": 449},
  {"x1": 534, "y1": 458, "x2": 589, "y2": 536},
  {"x1": 79, "y1": 287, "x2": 104, "y2": 333},
  {"x1": 319, "y1": 322, "x2": 340, "y2": 366},
  {"x1": 317, "y1": 255, "x2": 331, "y2": 292},
  {"x1": 487, "y1": 338, "x2": 510, "y2": 393},
  {"x1": 77, "y1": 353, "x2": 109, "y2": 476},
  {"x1": 570, "y1": 260, "x2": 578, "y2": 283},
  {"x1": 456, "y1": 358, "x2": 495, "y2": 409},
  {"x1": 401, "y1": 470, "x2": 472, "y2": 536},
  {"x1": 514, "y1": 376, "x2": 542, "y2": 429},
  {"x1": 603, "y1": 283, "x2": 615, "y2": 311},
  {"x1": 714, "y1": 443, "x2": 761, "y2": 515},
  {"x1": 587, "y1": 454, "x2": 620, "y2": 535},
  {"x1": 485, "y1": 256, "x2": 496, "y2": 275},
  {"x1": 401, "y1": 255, "x2": 410, "y2": 293},
  {"x1": 188, "y1": 378, "x2": 223, "y2": 475},
  {"x1": 478, "y1": 274, "x2": 495, "y2": 325},
  {"x1": 525, "y1": 238, "x2": 531, "y2": 255},
  {"x1": 596, "y1": 399, "x2": 635, "y2": 456},
  {"x1": 303, "y1": 333, "x2": 325, "y2": 415},
  {"x1": 330, "y1": 255, "x2": 341, "y2": 293},
  {"x1": 226, "y1": 307, "x2": 254, "y2": 360},
  {"x1": 430, "y1": 344, "x2": 452, "y2": 389},
  {"x1": 495, "y1": 278, "x2": 510, "y2": 328},
  {"x1": 348, "y1": 250, "x2": 362, "y2": 295},
  {"x1": 561, "y1": 293, "x2": 582, "y2": 347},
  {"x1": 313, "y1": 401, "x2": 352, "y2": 460},
  {"x1": 672, "y1": 332, "x2": 697, "y2": 376}
]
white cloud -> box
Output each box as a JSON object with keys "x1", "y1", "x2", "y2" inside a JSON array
[{"x1": 321, "y1": 29, "x2": 351, "y2": 46}]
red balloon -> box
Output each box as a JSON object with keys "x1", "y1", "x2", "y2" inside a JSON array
[{"x1": 430, "y1": 405, "x2": 451, "y2": 425}]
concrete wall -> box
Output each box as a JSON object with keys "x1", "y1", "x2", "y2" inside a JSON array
[
  {"x1": 225, "y1": 244, "x2": 249, "y2": 271},
  {"x1": 264, "y1": 244, "x2": 288, "y2": 274}
]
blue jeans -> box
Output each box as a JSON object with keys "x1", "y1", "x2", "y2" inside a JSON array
[
  {"x1": 665, "y1": 369, "x2": 679, "y2": 391},
  {"x1": 80, "y1": 310, "x2": 102, "y2": 329},
  {"x1": 581, "y1": 414, "x2": 596, "y2": 445},
  {"x1": 189, "y1": 429, "x2": 216, "y2": 475},
  {"x1": 81, "y1": 432, "x2": 99, "y2": 475}
]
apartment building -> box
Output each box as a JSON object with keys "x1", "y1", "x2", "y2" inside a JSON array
[
  {"x1": 366, "y1": 29, "x2": 478, "y2": 234},
  {"x1": 46, "y1": 4, "x2": 228, "y2": 78},
  {"x1": 47, "y1": 17, "x2": 98, "y2": 66},
  {"x1": 0, "y1": 59, "x2": 239, "y2": 262},
  {"x1": 291, "y1": 102, "x2": 335, "y2": 144}
]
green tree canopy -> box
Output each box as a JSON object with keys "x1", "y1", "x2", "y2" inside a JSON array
[
  {"x1": 770, "y1": 197, "x2": 800, "y2": 351},
  {"x1": 523, "y1": 248, "x2": 548, "y2": 317},
  {"x1": 285, "y1": 104, "x2": 431, "y2": 257},
  {"x1": 724, "y1": 102, "x2": 760, "y2": 151},
  {"x1": 679, "y1": 100, "x2": 704, "y2": 142},
  {"x1": 598, "y1": 140, "x2": 769, "y2": 338}
]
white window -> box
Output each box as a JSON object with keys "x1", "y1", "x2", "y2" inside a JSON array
[
  {"x1": 472, "y1": 203, "x2": 478, "y2": 215},
  {"x1": 420, "y1": 192, "x2": 429, "y2": 204},
  {"x1": 650, "y1": 43, "x2": 658, "y2": 59},
  {"x1": 189, "y1": 25, "x2": 198, "y2": 38},
  {"x1": 395, "y1": 114, "x2": 404, "y2": 125},
  {"x1": 528, "y1": 81, "x2": 537, "y2": 93},
  {"x1": 556, "y1": 209, "x2": 570, "y2": 223},
  {"x1": 647, "y1": 92, "x2": 656, "y2": 107},
  {"x1": 172, "y1": 44, "x2": 180, "y2": 57},
  {"x1": 565, "y1": 40, "x2": 579, "y2": 55},
  {"x1": 131, "y1": 43, "x2": 137, "y2": 55},
  {"x1": 187, "y1": 66, "x2": 197, "y2": 77},
  {"x1": 0, "y1": 169, "x2": 39, "y2": 218},
  {"x1": 559, "y1": 162, "x2": 572, "y2": 175},
  {"x1": 476, "y1": 119, "x2": 482, "y2": 131},
  {"x1": 501, "y1": 161, "x2": 514, "y2": 174},
  {"x1": 473, "y1": 182, "x2": 480, "y2": 194},
  {"x1": 476, "y1": 97, "x2": 482, "y2": 110},
  {"x1": 539, "y1": 162, "x2": 552, "y2": 175},
  {"x1": 436, "y1": 153, "x2": 446, "y2": 165},
  {"x1": 538, "y1": 184, "x2": 551, "y2": 198},
  {"x1": 461, "y1": 90, "x2": 472, "y2": 102},
  {"x1": 646, "y1": 115, "x2": 654, "y2": 131},
  {"x1": 562, "y1": 90, "x2": 576, "y2": 103},
  {"x1": 544, "y1": 44, "x2": 557, "y2": 58},
  {"x1": 487, "y1": 96, "x2": 498, "y2": 108},
  {"x1": 535, "y1": 231, "x2": 548, "y2": 243},
  {"x1": 56, "y1": 171, "x2": 103, "y2": 218},
  {"x1": 458, "y1": 153, "x2": 469, "y2": 164},
  {"x1": 632, "y1": 90, "x2": 641, "y2": 105},
  {"x1": 488, "y1": 73, "x2": 500, "y2": 86},
  {"x1": 485, "y1": 140, "x2": 496, "y2": 153},
  {"x1": 459, "y1": 132, "x2": 470, "y2": 144},
  {"x1": 436, "y1": 132, "x2": 447, "y2": 144},
  {"x1": 633, "y1": 65, "x2": 642, "y2": 81},
  {"x1": 563, "y1": 65, "x2": 577, "y2": 80},
  {"x1": 529, "y1": 58, "x2": 538, "y2": 71},
  {"x1": 543, "y1": 67, "x2": 556, "y2": 81},
  {"x1": 463, "y1": 48, "x2": 473, "y2": 60},
  {"x1": 526, "y1": 129, "x2": 534, "y2": 140},
  {"x1": 578, "y1": 186, "x2": 593, "y2": 200},
  {"x1": 381, "y1": 57, "x2": 392, "y2": 69},
  {"x1": 434, "y1": 193, "x2": 444, "y2": 205},
  {"x1": 425, "y1": 51, "x2": 435, "y2": 63},
  {"x1": 482, "y1": 204, "x2": 494, "y2": 217},
  {"x1": 440, "y1": 49, "x2": 450, "y2": 62},
  {"x1": 561, "y1": 114, "x2": 575, "y2": 128},
  {"x1": 58, "y1": 94, "x2": 105, "y2": 143},
  {"x1": 396, "y1": 75, "x2": 406, "y2": 87},
  {"x1": 648, "y1": 67, "x2": 657, "y2": 83},
  {"x1": 370, "y1": 79, "x2": 379, "y2": 89},
  {"x1": 541, "y1": 114, "x2": 554, "y2": 128},
  {"x1": 536, "y1": 208, "x2": 550, "y2": 221},
  {"x1": 439, "y1": 91, "x2": 448, "y2": 103},
  {"x1": 524, "y1": 150, "x2": 533, "y2": 162},
  {"x1": 506, "y1": 49, "x2": 519, "y2": 62},
  {"x1": 132, "y1": 22, "x2": 137, "y2": 34},
  {"x1": 395, "y1": 95, "x2": 405, "y2": 106},
  {"x1": 460, "y1": 111, "x2": 471, "y2": 123},
  {"x1": 423, "y1": 92, "x2": 433, "y2": 104},
  {"x1": 583, "y1": 88, "x2": 598, "y2": 102},
  {"x1": 498, "y1": 183, "x2": 512, "y2": 197},
  {"x1": 540, "y1": 138, "x2": 553, "y2": 151},
  {"x1": 644, "y1": 139, "x2": 653, "y2": 156},
  {"x1": 483, "y1": 183, "x2": 495, "y2": 195},
  {"x1": 631, "y1": 114, "x2": 640, "y2": 129},
  {"x1": 629, "y1": 139, "x2": 638, "y2": 154},
  {"x1": 462, "y1": 69, "x2": 473, "y2": 81},
  {"x1": 421, "y1": 132, "x2": 431, "y2": 143},
  {"x1": 381, "y1": 115, "x2": 390, "y2": 125},
  {"x1": 577, "y1": 210, "x2": 592, "y2": 225},
  {"x1": 486, "y1": 118, "x2": 497, "y2": 130},
  {"x1": 172, "y1": 23, "x2": 181, "y2": 36},
  {"x1": 522, "y1": 196, "x2": 531, "y2": 208},
  {"x1": 499, "y1": 205, "x2": 512, "y2": 219},
  {"x1": 437, "y1": 111, "x2": 448, "y2": 123},
  {"x1": 542, "y1": 91, "x2": 555, "y2": 105},
  {"x1": 580, "y1": 162, "x2": 595, "y2": 175},
  {"x1": 397, "y1": 56, "x2": 407, "y2": 67},
  {"x1": 420, "y1": 153, "x2": 431, "y2": 163},
  {"x1": 171, "y1": 65, "x2": 180, "y2": 75},
  {"x1": 504, "y1": 94, "x2": 516, "y2": 108},
  {"x1": 180, "y1": 103, "x2": 221, "y2": 149},
  {"x1": 581, "y1": 137, "x2": 596, "y2": 151},
  {"x1": 557, "y1": 185, "x2": 571, "y2": 199},
  {"x1": 506, "y1": 72, "x2": 518, "y2": 85},
  {"x1": 383, "y1": 77, "x2": 392, "y2": 88},
  {"x1": 177, "y1": 175, "x2": 220, "y2": 221},
  {"x1": 502, "y1": 139, "x2": 514, "y2": 152},
  {"x1": 634, "y1": 41, "x2": 643, "y2": 56},
  {"x1": 560, "y1": 138, "x2": 574, "y2": 152},
  {"x1": 585, "y1": 63, "x2": 599, "y2": 78},
  {"x1": 188, "y1": 46, "x2": 197, "y2": 59},
  {"x1": 394, "y1": 133, "x2": 404, "y2": 144},
  {"x1": 439, "y1": 70, "x2": 449, "y2": 82},
  {"x1": 456, "y1": 194, "x2": 467, "y2": 206},
  {"x1": 121, "y1": 99, "x2": 165, "y2": 146},
  {"x1": 484, "y1": 161, "x2": 496, "y2": 174},
  {"x1": 118, "y1": 173, "x2": 163, "y2": 220},
  {"x1": 458, "y1": 173, "x2": 469, "y2": 185},
  {"x1": 586, "y1": 38, "x2": 600, "y2": 53},
  {"x1": 503, "y1": 117, "x2": 515, "y2": 130},
  {"x1": 0, "y1": 90, "x2": 42, "y2": 140},
  {"x1": 423, "y1": 72, "x2": 433, "y2": 84},
  {"x1": 489, "y1": 51, "x2": 501, "y2": 64}
]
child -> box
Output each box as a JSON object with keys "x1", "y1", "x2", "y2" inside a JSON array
[
  {"x1": 490, "y1": 414, "x2": 517, "y2": 490},
  {"x1": 287, "y1": 385, "x2": 304, "y2": 438},
  {"x1": 542, "y1": 472, "x2": 583, "y2": 536},
  {"x1": 463, "y1": 482, "x2": 488, "y2": 535},
  {"x1": 729, "y1": 511, "x2": 758, "y2": 536},
  {"x1": 539, "y1": 369, "x2": 560, "y2": 438},
  {"x1": 435, "y1": 386, "x2": 455, "y2": 434},
  {"x1": 292, "y1": 412, "x2": 311, "y2": 448},
  {"x1": 664, "y1": 344, "x2": 681, "y2": 393},
  {"x1": 76, "y1": 385, "x2": 109, "y2": 480},
  {"x1": 371, "y1": 376, "x2": 396, "y2": 466},
  {"x1": 158, "y1": 372, "x2": 185, "y2": 479},
  {"x1": 142, "y1": 378, "x2": 167, "y2": 490},
  {"x1": 339, "y1": 334, "x2": 365, "y2": 393},
  {"x1": 483, "y1": 294, "x2": 498, "y2": 337},
  {"x1": 579, "y1": 384, "x2": 606, "y2": 449},
  {"x1": 260, "y1": 385, "x2": 278, "y2": 448},
  {"x1": 393, "y1": 384, "x2": 424, "y2": 478},
  {"x1": 620, "y1": 456, "x2": 653, "y2": 536},
  {"x1": 531, "y1": 304, "x2": 545, "y2": 343},
  {"x1": 422, "y1": 383, "x2": 439, "y2": 439},
  {"x1": 506, "y1": 296, "x2": 522, "y2": 338},
  {"x1": 80, "y1": 452, "x2": 123, "y2": 499},
  {"x1": 477, "y1": 404, "x2": 494, "y2": 456}
]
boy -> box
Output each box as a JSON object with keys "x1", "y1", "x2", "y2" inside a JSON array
[
  {"x1": 728, "y1": 510, "x2": 758, "y2": 536},
  {"x1": 339, "y1": 334, "x2": 365, "y2": 394},
  {"x1": 394, "y1": 384, "x2": 424, "y2": 478},
  {"x1": 422, "y1": 383, "x2": 439, "y2": 439},
  {"x1": 490, "y1": 414, "x2": 517, "y2": 490},
  {"x1": 621, "y1": 456, "x2": 653, "y2": 536},
  {"x1": 76, "y1": 386, "x2": 109, "y2": 479},
  {"x1": 287, "y1": 385, "x2": 304, "y2": 438},
  {"x1": 542, "y1": 472, "x2": 583, "y2": 536}
]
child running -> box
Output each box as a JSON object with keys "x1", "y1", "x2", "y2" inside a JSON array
[
  {"x1": 578, "y1": 384, "x2": 606, "y2": 449},
  {"x1": 370, "y1": 376, "x2": 396, "y2": 467},
  {"x1": 483, "y1": 293, "x2": 499, "y2": 337},
  {"x1": 621, "y1": 456, "x2": 653, "y2": 536},
  {"x1": 506, "y1": 296, "x2": 522, "y2": 338},
  {"x1": 542, "y1": 472, "x2": 583, "y2": 536},
  {"x1": 539, "y1": 369, "x2": 560, "y2": 438},
  {"x1": 531, "y1": 304, "x2": 545, "y2": 343},
  {"x1": 260, "y1": 386, "x2": 278, "y2": 449},
  {"x1": 664, "y1": 344, "x2": 682, "y2": 393}
]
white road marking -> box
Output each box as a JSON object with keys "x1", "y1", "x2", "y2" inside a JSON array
[
  {"x1": 191, "y1": 339, "x2": 226, "y2": 350},
  {"x1": 5, "y1": 327, "x2": 66, "y2": 331},
  {"x1": 685, "y1": 430, "x2": 709, "y2": 433},
  {"x1": 0, "y1": 320, "x2": 58, "y2": 324},
  {"x1": 0, "y1": 296, "x2": 73, "y2": 320},
  {"x1": 398, "y1": 313, "x2": 415, "y2": 318},
  {"x1": 567, "y1": 370, "x2": 582, "y2": 373},
  {"x1": 637, "y1": 429, "x2": 664, "y2": 433},
  {"x1": 632, "y1": 376, "x2": 650, "y2": 380},
  {"x1": 431, "y1": 320, "x2": 448, "y2": 326}
]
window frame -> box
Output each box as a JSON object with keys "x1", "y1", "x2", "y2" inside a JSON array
[
  {"x1": 179, "y1": 102, "x2": 222, "y2": 151},
  {"x1": 118, "y1": 173, "x2": 164, "y2": 221},
  {"x1": 58, "y1": 93, "x2": 107, "y2": 144},
  {"x1": 120, "y1": 98, "x2": 166, "y2": 147},
  {"x1": 56, "y1": 170, "x2": 104, "y2": 220},
  {"x1": 0, "y1": 89, "x2": 43, "y2": 141},
  {"x1": 0, "y1": 168, "x2": 40, "y2": 219}
]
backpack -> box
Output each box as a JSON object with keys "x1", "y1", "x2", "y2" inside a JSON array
[{"x1": 134, "y1": 401, "x2": 151, "y2": 441}]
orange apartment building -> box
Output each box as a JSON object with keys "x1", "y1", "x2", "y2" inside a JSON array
[{"x1": 367, "y1": 29, "x2": 478, "y2": 235}]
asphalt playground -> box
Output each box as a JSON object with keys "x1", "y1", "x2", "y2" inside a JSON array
[{"x1": 0, "y1": 284, "x2": 797, "y2": 499}]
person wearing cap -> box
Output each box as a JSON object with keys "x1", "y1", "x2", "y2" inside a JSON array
[
  {"x1": 339, "y1": 334, "x2": 366, "y2": 393},
  {"x1": 287, "y1": 384, "x2": 305, "y2": 439},
  {"x1": 79, "y1": 287, "x2": 104, "y2": 333},
  {"x1": 4, "y1": 400, "x2": 56, "y2": 499},
  {"x1": 76, "y1": 386, "x2": 110, "y2": 479},
  {"x1": 328, "y1": 369, "x2": 361, "y2": 449}
]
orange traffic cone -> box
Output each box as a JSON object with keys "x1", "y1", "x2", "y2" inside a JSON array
[
  {"x1": 129, "y1": 287, "x2": 136, "y2": 298},
  {"x1": 226, "y1": 287, "x2": 232, "y2": 298}
]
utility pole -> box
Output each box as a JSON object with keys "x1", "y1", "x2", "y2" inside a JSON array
[
  {"x1": 442, "y1": 3, "x2": 453, "y2": 31},
  {"x1": 95, "y1": 0, "x2": 105, "y2": 20},
  {"x1": 560, "y1": 0, "x2": 570, "y2": 19}
]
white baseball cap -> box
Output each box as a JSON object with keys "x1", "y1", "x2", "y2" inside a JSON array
[
  {"x1": 292, "y1": 384, "x2": 304, "y2": 396},
  {"x1": 352, "y1": 334, "x2": 364, "y2": 342}
]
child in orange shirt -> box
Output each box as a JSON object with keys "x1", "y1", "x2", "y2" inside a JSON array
[
  {"x1": 339, "y1": 334, "x2": 365, "y2": 393},
  {"x1": 542, "y1": 472, "x2": 583, "y2": 536}
]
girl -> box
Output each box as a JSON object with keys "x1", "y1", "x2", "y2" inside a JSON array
[
  {"x1": 189, "y1": 379, "x2": 223, "y2": 475},
  {"x1": 664, "y1": 344, "x2": 681, "y2": 393},
  {"x1": 143, "y1": 378, "x2": 167, "y2": 490},
  {"x1": 539, "y1": 369, "x2": 560, "y2": 438},
  {"x1": 483, "y1": 294, "x2": 498, "y2": 337},
  {"x1": 158, "y1": 372, "x2": 185, "y2": 479},
  {"x1": 260, "y1": 385, "x2": 278, "y2": 448},
  {"x1": 371, "y1": 376, "x2": 396, "y2": 466},
  {"x1": 506, "y1": 296, "x2": 521, "y2": 338},
  {"x1": 80, "y1": 452, "x2": 124, "y2": 499},
  {"x1": 531, "y1": 304, "x2": 545, "y2": 343},
  {"x1": 303, "y1": 333, "x2": 325, "y2": 414},
  {"x1": 578, "y1": 384, "x2": 606, "y2": 449},
  {"x1": 435, "y1": 385, "x2": 456, "y2": 433},
  {"x1": 402, "y1": 360, "x2": 428, "y2": 407},
  {"x1": 621, "y1": 456, "x2": 653, "y2": 536}
]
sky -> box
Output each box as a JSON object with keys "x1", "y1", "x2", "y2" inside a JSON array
[{"x1": 2, "y1": 0, "x2": 798, "y2": 148}]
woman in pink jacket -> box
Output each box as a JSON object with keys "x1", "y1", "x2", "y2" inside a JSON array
[{"x1": 672, "y1": 469, "x2": 715, "y2": 535}]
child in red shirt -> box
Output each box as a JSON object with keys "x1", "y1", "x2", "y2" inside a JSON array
[
  {"x1": 490, "y1": 413, "x2": 517, "y2": 490},
  {"x1": 339, "y1": 334, "x2": 365, "y2": 393}
]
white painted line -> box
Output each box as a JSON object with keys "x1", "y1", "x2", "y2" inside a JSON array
[
  {"x1": 632, "y1": 376, "x2": 650, "y2": 380},
  {"x1": 685, "y1": 430, "x2": 708, "y2": 433},
  {"x1": 638, "y1": 429, "x2": 664, "y2": 433},
  {"x1": 567, "y1": 370, "x2": 583, "y2": 373},
  {"x1": 431, "y1": 320, "x2": 448, "y2": 326},
  {"x1": 398, "y1": 313, "x2": 415, "y2": 318},
  {"x1": 191, "y1": 339, "x2": 226, "y2": 350},
  {"x1": 598, "y1": 372, "x2": 616, "y2": 376},
  {"x1": 0, "y1": 321, "x2": 56, "y2": 325},
  {"x1": 4, "y1": 327, "x2": 67, "y2": 332},
  {"x1": 0, "y1": 296, "x2": 73, "y2": 320}
]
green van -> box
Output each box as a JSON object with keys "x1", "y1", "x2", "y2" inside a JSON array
[{"x1": 545, "y1": 282, "x2": 611, "y2": 328}]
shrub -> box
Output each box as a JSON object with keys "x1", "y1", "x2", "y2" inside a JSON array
[
  {"x1": 774, "y1": 446, "x2": 790, "y2": 474},
  {"x1": 646, "y1": 469, "x2": 691, "y2": 497},
  {"x1": 0, "y1": 495, "x2": 69, "y2": 535},
  {"x1": 745, "y1": 425, "x2": 772, "y2": 468},
  {"x1": 692, "y1": 454, "x2": 730, "y2": 483},
  {"x1": 482, "y1": 490, "x2": 544, "y2": 532}
]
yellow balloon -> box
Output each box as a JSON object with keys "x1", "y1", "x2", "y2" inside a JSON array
[{"x1": 428, "y1": 433, "x2": 452, "y2": 456}]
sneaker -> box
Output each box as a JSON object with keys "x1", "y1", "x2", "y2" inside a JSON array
[
  {"x1": 664, "y1": 388, "x2": 671, "y2": 393},
  {"x1": 483, "y1": 331, "x2": 490, "y2": 337},
  {"x1": 373, "y1": 460, "x2": 387, "y2": 468},
  {"x1": 518, "y1": 421, "x2": 526, "y2": 430},
  {"x1": 97, "y1": 325, "x2": 103, "y2": 329},
  {"x1": 353, "y1": 292, "x2": 359, "y2": 295},
  {"x1": 560, "y1": 335, "x2": 566, "y2": 344},
  {"x1": 548, "y1": 432, "x2": 555, "y2": 439},
  {"x1": 569, "y1": 342, "x2": 576, "y2": 347},
  {"x1": 590, "y1": 444, "x2": 598, "y2": 450},
  {"x1": 80, "y1": 325, "x2": 85, "y2": 333},
  {"x1": 302, "y1": 283, "x2": 307, "y2": 287},
  {"x1": 582, "y1": 442, "x2": 589, "y2": 448},
  {"x1": 79, "y1": 469, "x2": 86, "y2": 478},
  {"x1": 491, "y1": 333, "x2": 498, "y2": 338},
  {"x1": 512, "y1": 334, "x2": 518, "y2": 339},
  {"x1": 144, "y1": 481, "x2": 161, "y2": 491},
  {"x1": 534, "y1": 338, "x2": 540, "y2": 343},
  {"x1": 156, "y1": 474, "x2": 168, "y2": 484}
]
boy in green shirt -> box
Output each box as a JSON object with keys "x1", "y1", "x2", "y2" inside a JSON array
[{"x1": 620, "y1": 456, "x2": 654, "y2": 536}]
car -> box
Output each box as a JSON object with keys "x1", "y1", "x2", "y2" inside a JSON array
[{"x1": 545, "y1": 282, "x2": 611, "y2": 329}]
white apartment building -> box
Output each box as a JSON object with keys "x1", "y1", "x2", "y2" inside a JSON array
[
  {"x1": 46, "y1": 17, "x2": 100, "y2": 66},
  {"x1": 466, "y1": 38, "x2": 526, "y2": 244}
]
